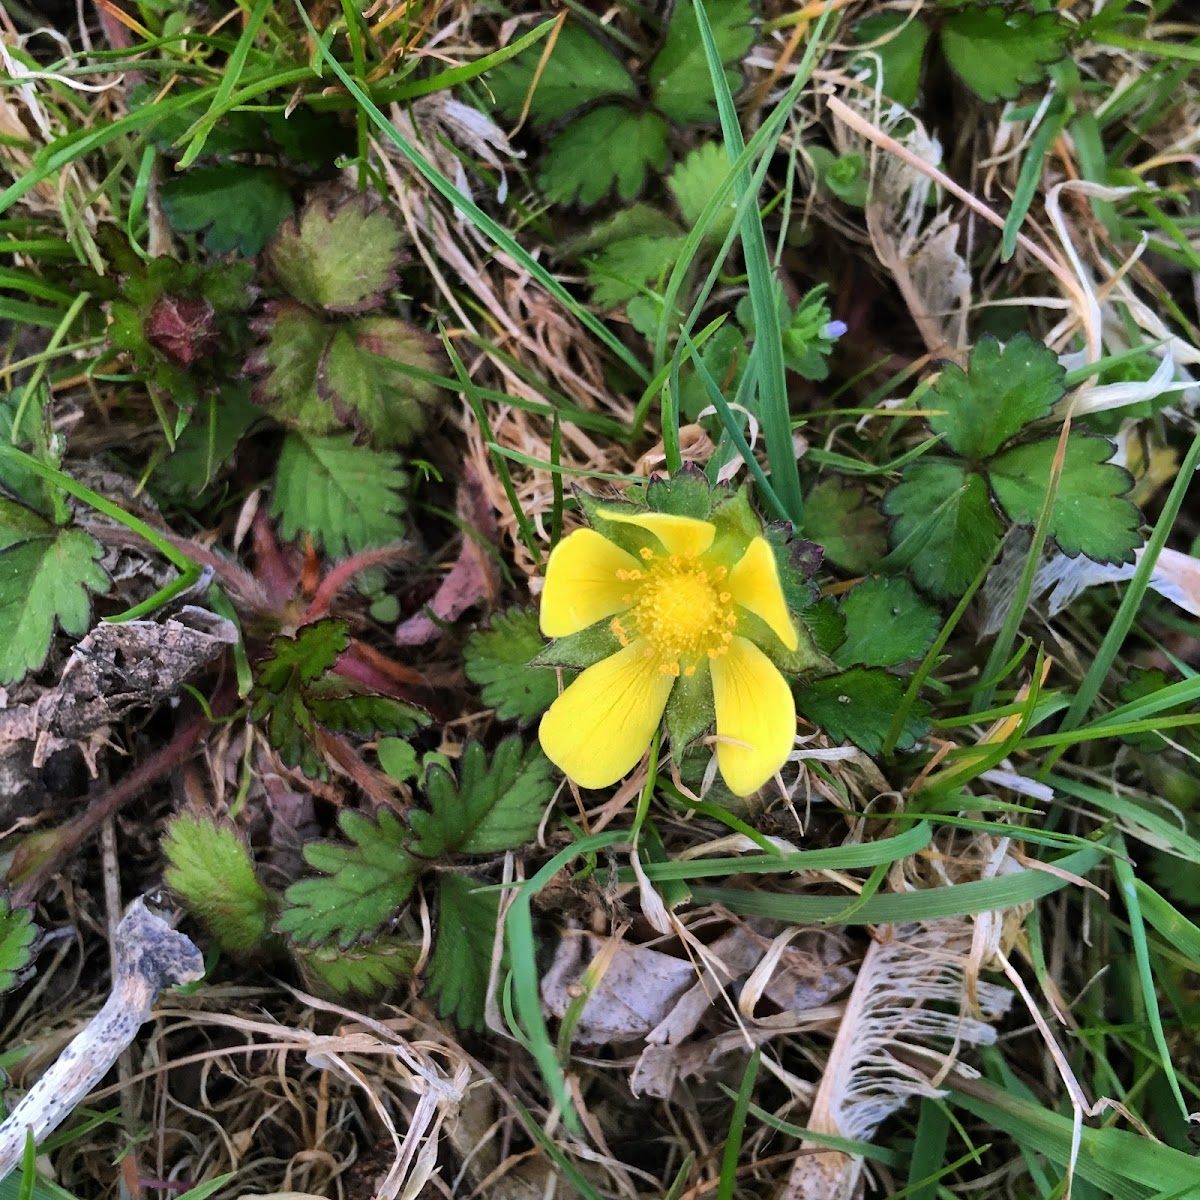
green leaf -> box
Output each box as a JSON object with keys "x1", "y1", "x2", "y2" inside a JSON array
[
  {"x1": 798, "y1": 666, "x2": 930, "y2": 754},
  {"x1": 294, "y1": 935, "x2": 420, "y2": 996},
  {"x1": 270, "y1": 431, "x2": 409, "y2": 558},
  {"x1": 159, "y1": 164, "x2": 294, "y2": 255},
  {"x1": 486, "y1": 23, "x2": 635, "y2": 127},
  {"x1": 587, "y1": 232, "x2": 687, "y2": 307},
  {"x1": 940, "y1": 7, "x2": 1071, "y2": 103},
  {"x1": 163, "y1": 815, "x2": 272, "y2": 954},
  {"x1": 408, "y1": 738, "x2": 554, "y2": 858},
  {"x1": 426, "y1": 871, "x2": 499, "y2": 1030},
  {"x1": 539, "y1": 107, "x2": 669, "y2": 206},
  {"x1": 317, "y1": 317, "x2": 442, "y2": 448},
  {"x1": 0, "y1": 897, "x2": 38, "y2": 994},
  {"x1": 649, "y1": 0, "x2": 755, "y2": 123},
  {"x1": 278, "y1": 809, "x2": 419, "y2": 948},
  {"x1": 834, "y1": 576, "x2": 940, "y2": 669},
  {"x1": 802, "y1": 479, "x2": 887, "y2": 574},
  {"x1": 928, "y1": 334, "x2": 1065, "y2": 461},
  {"x1": 152, "y1": 383, "x2": 260, "y2": 502},
  {"x1": 884, "y1": 460, "x2": 1002, "y2": 599},
  {"x1": 307, "y1": 689, "x2": 426, "y2": 740},
  {"x1": 853, "y1": 12, "x2": 931, "y2": 109},
  {"x1": 0, "y1": 527, "x2": 110, "y2": 684},
  {"x1": 265, "y1": 196, "x2": 406, "y2": 313},
  {"x1": 464, "y1": 609, "x2": 560, "y2": 723},
  {"x1": 987, "y1": 434, "x2": 1141, "y2": 564},
  {"x1": 251, "y1": 301, "x2": 329, "y2": 427},
  {"x1": 254, "y1": 618, "x2": 349, "y2": 689},
  {"x1": 377, "y1": 737, "x2": 421, "y2": 782},
  {"x1": 668, "y1": 141, "x2": 736, "y2": 237}
]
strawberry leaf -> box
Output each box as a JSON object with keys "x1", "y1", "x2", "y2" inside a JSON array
[
  {"x1": 940, "y1": 7, "x2": 1071, "y2": 103},
  {"x1": 649, "y1": 0, "x2": 755, "y2": 123},
  {"x1": 539, "y1": 108, "x2": 669, "y2": 206},
  {"x1": 426, "y1": 871, "x2": 500, "y2": 1030}
]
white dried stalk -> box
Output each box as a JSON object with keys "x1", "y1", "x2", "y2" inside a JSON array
[
  {"x1": 780, "y1": 920, "x2": 1011, "y2": 1200},
  {"x1": 0, "y1": 898, "x2": 203, "y2": 1180}
]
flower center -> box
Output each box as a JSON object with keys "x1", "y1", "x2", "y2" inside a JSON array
[{"x1": 610, "y1": 549, "x2": 736, "y2": 676}]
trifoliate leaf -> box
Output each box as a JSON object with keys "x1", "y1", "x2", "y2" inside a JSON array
[
  {"x1": 987, "y1": 434, "x2": 1141, "y2": 564},
  {"x1": 834, "y1": 576, "x2": 940, "y2": 669},
  {"x1": 587, "y1": 232, "x2": 687, "y2": 307},
  {"x1": 464, "y1": 609, "x2": 560, "y2": 723},
  {"x1": 940, "y1": 7, "x2": 1070, "y2": 103},
  {"x1": 426, "y1": 871, "x2": 499, "y2": 1031},
  {"x1": 249, "y1": 619, "x2": 426, "y2": 779},
  {"x1": 294, "y1": 935, "x2": 420, "y2": 996},
  {"x1": 316, "y1": 317, "x2": 442, "y2": 448},
  {"x1": 279, "y1": 809, "x2": 419, "y2": 947},
  {"x1": 251, "y1": 300, "x2": 330, "y2": 425},
  {"x1": 408, "y1": 738, "x2": 554, "y2": 858},
  {"x1": 928, "y1": 334, "x2": 1065, "y2": 461},
  {"x1": 0, "y1": 523, "x2": 110, "y2": 684},
  {"x1": 798, "y1": 666, "x2": 930, "y2": 754},
  {"x1": 377, "y1": 737, "x2": 420, "y2": 782},
  {"x1": 649, "y1": 0, "x2": 756, "y2": 123},
  {"x1": 270, "y1": 431, "x2": 409, "y2": 558},
  {"x1": 802, "y1": 479, "x2": 887, "y2": 574},
  {"x1": 0, "y1": 897, "x2": 38, "y2": 994},
  {"x1": 163, "y1": 815, "x2": 272, "y2": 954},
  {"x1": 539, "y1": 107, "x2": 669, "y2": 206},
  {"x1": 160, "y1": 164, "x2": 294, "y2": 255},
  {"x1": 668, "y1": 142, "x2": 736, "y2": 236},
  {"x1": 265, "y1": 197, "x2": 406, "y2": 314},
  {"x1": 884, "y1": 460, "x2": 1002, "y2": 599},
  {"x1": 852, "y1": 12, "x2": 931, "y2": 109},
  {"x1": 486, "y1": 23, "x2": 635, "y2": 128}
]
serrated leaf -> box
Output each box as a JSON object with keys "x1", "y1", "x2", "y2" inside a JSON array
[
  {"x1": 649, "y1": 0, "x2": 755, "y2": 123},
  {"x1": 802, "y1": 479, "x2": 887, "y2": 574},
  {"x1": 317, "y1": 317, "x2": 442, "y2": 448},
  {"x1": 252, "y1": 300, "x2": 330, "y2": 428},
  {"x1": 294, "y1": 934, "x2": 420, "y2": 996},
  {"x1": 798, "y1": 666, "x2": 930, "y2": 754},
  {"x1": 464, "y1": 609, "x2": 560, "y2": 722},
  {"x1": 255, "y1": 619, "x2": 349, "y2": 689},
  {"x1": 0, "y1": 527, "x2": 110, "y2": 684},
  {"x1": 928, "y1": 334, "x2": 1065, "y2": 461},
  {"x1": 159, "y1": 164, "x2": 294, "y2": 255},
  {"x1": 486, "y1": 23, "x2": 635, "y2": 127},
  {"x1": 940, "y1": 7, "x2": 1070, "y2": 103},
  {"x1": 987, "y1": 434, "x2": 1141, "y2": 564},
  {"x1": 853, "y1": 12, "x2": 931, "y2": 109},
  {"x1": 426, "y1": 871, "x2": 499, "y2": 1031},
  {"x1": 270, "y1": 431, "x2": 409, "y2": 558},
  {"x1": 279, "y1": 809, "x2": 419, "y2": 947},
  {"x1": 539, "y1": 107, "x2": 669, "y2": 207},
  {"x1": 265, "y1": 197, "x2": 406, "y2": 313},
  {"x1": 587, "y1": 232, "x2": 687, "y2": 307},
  {"x1": 307, "y1": 689, "x2": 426, "y2": 738},
  {"x1": 834, "y1": 576, "x2": 940, "y2": 669},
  {"x1": 163, "y1": 815, "x2": 272, "y2": 954},
  {"x1": 408, "y1": 738, "x2": 554, "y2": 858},
  {"x1": 668, "y1": 142, "x2": 736, "y2": 236},
  {"x1": 0, "y1": 896, "x2": 38, "y2": 993},
  {"x1": 884, "y1": 460, "x2": 1002, "y2": 599}
]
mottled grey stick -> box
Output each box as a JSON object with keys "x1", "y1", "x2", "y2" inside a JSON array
[{"x1": 0, "y1": 898, "x2": 203, "y2": 1180}]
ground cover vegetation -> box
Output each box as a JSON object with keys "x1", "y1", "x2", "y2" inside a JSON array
[{"x1": 0, "y1": 0, "x2": 1198, "y2": 1195}]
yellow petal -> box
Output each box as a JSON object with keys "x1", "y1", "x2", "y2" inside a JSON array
[
  {"x1": 728, "y1": 536, "x2": 798, "y2": 651},
  {"x1": 596, "y1": 509, "x2": 716, "y2": 558},
  {"x1": 540, "y1": 528, "x2": 639, "y2": 637},
  {"x1": 711, "y1": 637, "x2": 795, "y2": 796},
  {"x1": 539, "y1": 642, "x2": 674, "y2": 789}
]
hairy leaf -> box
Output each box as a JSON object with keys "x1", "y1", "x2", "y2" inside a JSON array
[
  {"x1": 426, "y1": 871, "x2": 500, "y2": 1031},
  {"x1": 408, "y1": 738, "x2": 554, "y2": 858},
  {"x1": 163, "y1": 815, "x2": 272, "y2": 954},
  {"x1": 464, "y1": 609, "x2": 559, "y2": 723},
  {"x1": 834, "y1": 576, "x2": 940, "y2": 669},
  {"x1": 884, "y1": 460, "x2": 1002, "y2": 599},
  {"x1": 540, "y1": 107, "x2": 669, "y2": 207},
  {"x1": 669, "y1": 141, "x2": 736, "y2": 236},
  {"x1": 294, "y1": 935, "x2": 420, "y2": 996},
  {"x1": 271, "y1": 431, "x2": 409, "y2": 558},
  {"x1": 587, "y1": 232, "x2": 687, "y2": 307},
  {"x1": 279, "y1": 809, "x2": 419, "y2": 947},
  {"x1": 928, "y1": 334, "x2": 1065, "y2": 461},
  {"x1": 987, "y1": 434, "x2": 1141, "y2": 564}
]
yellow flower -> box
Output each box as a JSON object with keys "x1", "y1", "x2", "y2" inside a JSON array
[{"x1": 538, "y1": 507, "x2": 798, "y2": 796}]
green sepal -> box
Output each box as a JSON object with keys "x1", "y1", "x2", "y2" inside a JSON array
[
  {"x1": 765, "y1": 521, "x2": 824, "y2": 612},
  {"x1": 797, "y1": 596, "x2": 846, "y2": 657},
  {"x1": 646, "y1": 463, "x2": 713, "y2": 519},
  {"x1": 738, "y1": 607, "x2": 836, "y2": 678},
  {"x1": 532, "y1": 619, "x2": 621, "y2": 670},
  {"x1": 665, "y1": 657, "x2": 715, "y2": 750},
  {"x1": 574, "y1": 490, "x2": 657, "y2": 558},
  {"x1": 708, "y1": 485, "x2": 761, "y2": 564}
]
